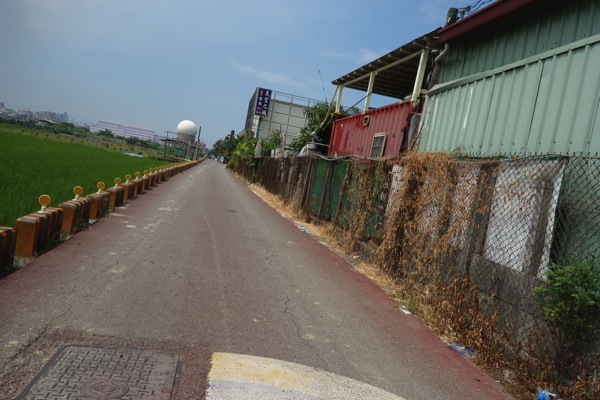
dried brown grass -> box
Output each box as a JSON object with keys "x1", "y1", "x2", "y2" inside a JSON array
[
  {"x1": 246, "y1": 182, "x2": 406, "y2": 306},
  {"x1": 241, "y1": 153, "x2": 597, "y2": 400}
]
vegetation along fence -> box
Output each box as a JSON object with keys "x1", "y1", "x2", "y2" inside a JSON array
[{"x1": 237, "y1": 153, "x2": 600, "y2": 399}]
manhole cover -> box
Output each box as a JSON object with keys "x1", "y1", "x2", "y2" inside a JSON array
[{"x1": 17, "y1": 345, "x2": 181, "y2": 399}]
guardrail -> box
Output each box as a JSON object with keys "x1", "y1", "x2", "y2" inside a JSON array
[{"x1": 0, "y1": 160, "x2": 201, "y2": 271}]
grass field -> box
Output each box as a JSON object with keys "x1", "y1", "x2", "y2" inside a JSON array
[{"x1": 0, "y1": 124, "x2": 170, "y2": 226}]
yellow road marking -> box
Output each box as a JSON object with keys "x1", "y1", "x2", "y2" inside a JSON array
[{"x1": 207, "y1": 352, "x2": 405, "y2": 400}]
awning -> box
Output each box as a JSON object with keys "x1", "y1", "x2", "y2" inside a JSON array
[{"x1": 331, "y1": 28, "x2": 440, "y2": 101}]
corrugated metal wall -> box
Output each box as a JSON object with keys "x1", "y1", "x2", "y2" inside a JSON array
[
  {"x1": 419, "y1": 33, "x2": 600, "y2": 155},
  {"x1": 444, "y1": 0, "x2": 600, "y2": 81},
  {"x1": 329, "y1": 101, "x2": 411, "y2": 158}
]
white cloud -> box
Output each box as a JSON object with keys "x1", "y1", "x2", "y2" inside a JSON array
[
  {"x1": 358, "y1": 48, "x2": 381, "y2": 63},
  {"x1": 229, "y1": 59, "x2": 302, "y2": 87},
  {"x1": 321, "y1": 48, "x2": 387, "y2": 65},
  {"x1": 320, "y1": 50, "x2": 354, "y2": 59}
]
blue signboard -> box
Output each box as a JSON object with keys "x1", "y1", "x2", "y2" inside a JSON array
[{"x1": 254, "y1": 88, "x2": 272, "y2": 117}]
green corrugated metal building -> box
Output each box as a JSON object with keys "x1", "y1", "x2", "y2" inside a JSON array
[{"x1": 419, "y1": 0, "x2": 600, "y2": 156}]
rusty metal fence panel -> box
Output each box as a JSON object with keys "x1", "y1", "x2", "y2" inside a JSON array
[{"x1": 309, "y1": 160, "x2": 349, "y2": 220}]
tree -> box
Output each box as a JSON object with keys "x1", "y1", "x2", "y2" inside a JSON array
[
  {"x1": 289, "y1": 102, "x2": 360, "y2": 154},
  {"x1": 122, "y1": 136, "x2": 161, "y2": 151},
  {"x1": 211, "y1": 138, "x2": 229, "y2": 158},
  {"x1": 96, "y1": 129, "x2": 115, "y2": 138},
  {"x1": 211, "y1": 132, "x2": 244, "y2": 162},
  {"x1": 260, "y1": 130, "x2": 283, "y2": 157},
  {"x1": 227, "y1": 135, "x2": 257, "y2": 169}
]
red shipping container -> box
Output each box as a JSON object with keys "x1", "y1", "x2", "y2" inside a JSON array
[{"x1": 329, "y1": 100, "x2": 412, "y2": 159}]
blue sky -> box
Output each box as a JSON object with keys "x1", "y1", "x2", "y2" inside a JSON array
[{"x1": 0, "y1": 0, "x2": 465, "y2": 148}]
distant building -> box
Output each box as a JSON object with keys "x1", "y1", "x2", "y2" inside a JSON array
[
  {"x1": 244, "y1": 88, "x2": 321, "y2": 147},
  {"x1": 16, "y1": 110, "x2": 34, "y2": 121},
  {"x1": 36, "y1": 111, "x2": 69, "y2": 123},
  {"x1": 90, "y1": 120, "x2": 161, "y2": 143},
  {"x1": 0, "y1": 103, "x2": 69, "y2": 123}
]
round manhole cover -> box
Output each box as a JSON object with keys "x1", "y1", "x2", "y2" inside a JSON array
[{"x1": 80, "y1": 378, "x2": 129, "y2": 399}]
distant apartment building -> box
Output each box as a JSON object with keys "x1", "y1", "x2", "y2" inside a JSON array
[
  {"x1": 0, "y1": 104, "x2": 68, "y2": 122},
  {"x1": 13, "y1": 110, "x2": 34, "y2": 121},
  {"x1": 90, "y1": 120, "x2": 161, "y2": 143},
  {"x1": 244, "y1": 88, "x2": 321, "y2": 146},
  {"x1": 36, "y1": 111, "x2": 69, "y2": 123}
]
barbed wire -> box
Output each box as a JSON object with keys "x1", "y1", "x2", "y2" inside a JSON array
[{"x1": 457, "y1": 0, "x2": 495, "y2": 20}]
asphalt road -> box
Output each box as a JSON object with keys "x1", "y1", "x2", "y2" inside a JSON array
[{"x1": 0, "y1": 159, "x2": 511, "y2": 399}]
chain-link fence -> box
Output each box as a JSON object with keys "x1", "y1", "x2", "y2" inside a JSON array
[{"x1": 237, "y1": 153, "x2": 600, "y2": 397}]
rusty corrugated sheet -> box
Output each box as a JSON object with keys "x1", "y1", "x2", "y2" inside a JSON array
[{"x1": 328, "y1": 101, "x2": 412, "y2": 158}]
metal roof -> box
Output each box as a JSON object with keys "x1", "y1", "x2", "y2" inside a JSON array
[
  {"x1": 331, "y1": 28, "x2": 440, "y2": 100},
  {"x1": 438, "y1": 0, "x2": 541, "y2": 43}
]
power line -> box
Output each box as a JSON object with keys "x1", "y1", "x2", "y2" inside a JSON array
[{"x1": 316, "y1": 58, "x2": 329, "y2": 104}]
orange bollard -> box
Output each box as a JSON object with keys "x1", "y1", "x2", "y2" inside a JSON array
[
  {"x1": 142, "y1": 170, "x2": 151, "y2": 190},
  {"x1": 87, "y1": 182, "x2": 110, "y2": 222},
  {"x1": 146, "y1": 168, "x2": 152, "y2": 186},
  {"x1": 59, "y1": 186, "x2": 91, "y2": 238},
  {"x1": 132, "y1": 172, "x2": 144, "y2": 195},
  {"x1": 0, "y1": 226, "x2": 16, "y2": 268},
  {"x1": 120, "y1": 174, "x2": 135, "y2": 202},
  {"x1": 106, "y1": 178, "x2": 125, "y2": 211},
  {"x1": 15, "y1": 195, "x2": 63, "y2": 259},
  {"x1": 155, "y1": 166, "x2": 163, "y2": 184}
]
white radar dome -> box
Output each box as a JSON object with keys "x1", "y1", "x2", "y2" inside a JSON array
[{"x1": 176, "y1": 120, "x2": 197, "y2": 137}]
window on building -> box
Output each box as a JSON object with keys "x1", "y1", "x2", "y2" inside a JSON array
[{"x1": 370, "y1": 133, "x2": 386, "y2": 158}]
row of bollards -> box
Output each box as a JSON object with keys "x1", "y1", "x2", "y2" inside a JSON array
[{"x1": 0, "y1": 161, "x2": 200, "y2": 269}]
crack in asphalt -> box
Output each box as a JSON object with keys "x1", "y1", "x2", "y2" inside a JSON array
[{"x1": 282, "y1": 296, "x2": 302, "y2": 340}]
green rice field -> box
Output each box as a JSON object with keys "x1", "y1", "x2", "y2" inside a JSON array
[{"x1": 0, "y1": 123, "x2": 170, "y2": 226}]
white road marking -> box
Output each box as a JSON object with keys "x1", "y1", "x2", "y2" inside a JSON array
[{"x1": 206, "y1": 353, "x2": 405, "y2": 400}]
